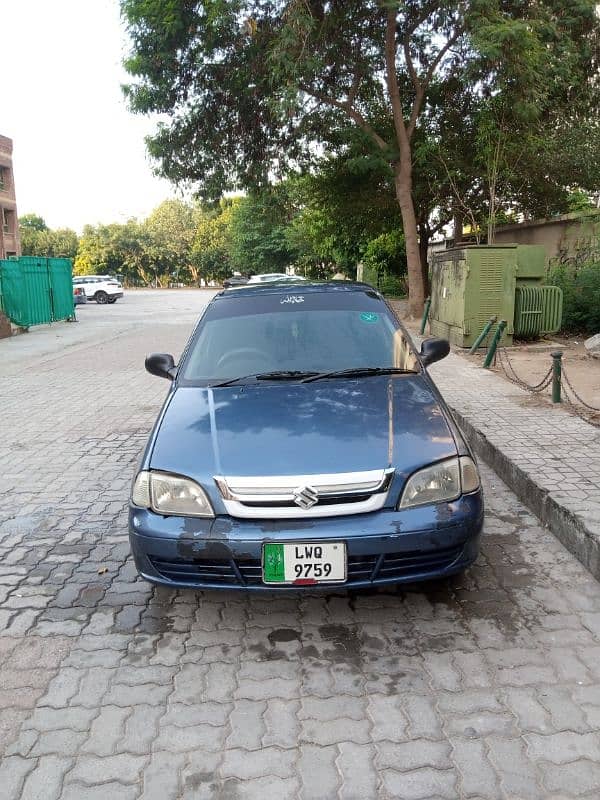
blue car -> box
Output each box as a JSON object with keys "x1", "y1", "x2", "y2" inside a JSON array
[{"x1": 129, "y1": 281, "x2": 483, "y2": 590}]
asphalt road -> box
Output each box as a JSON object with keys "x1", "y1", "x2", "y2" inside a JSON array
[{"x1": 2, "y1": 289, "x2": 600, "y2": 799}]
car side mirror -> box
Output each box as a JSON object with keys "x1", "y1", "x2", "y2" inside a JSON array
[
  {"x1": 145, "y1": 353, "x2": 176, "y2": 380},
  {"x1": 420, "y1": 338, "x2": 450, "y2": 367}
]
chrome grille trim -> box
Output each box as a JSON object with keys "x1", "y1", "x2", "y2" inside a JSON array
[{"x1": 213, "y1": 469, "x2": 394, "y2": 519}]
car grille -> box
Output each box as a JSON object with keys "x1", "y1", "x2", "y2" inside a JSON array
[
  {"x1": 148, "y1": 545, "x2": 462, "y2": 587},
  {"x1": 213, "y1": 468, "x2": 395, "y2": 519}
]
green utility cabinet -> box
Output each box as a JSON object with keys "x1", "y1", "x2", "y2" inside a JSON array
[{"x1": 429, "y1": 244, "x2": 562, "y2": 348}]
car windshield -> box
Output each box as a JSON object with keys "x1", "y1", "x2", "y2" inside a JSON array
[{"x1": 180, "y1": 289, "x2": 419, "y2": 384}]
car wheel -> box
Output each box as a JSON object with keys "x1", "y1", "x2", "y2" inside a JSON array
[
  {"x1": 107, "y1": 297, "x2": 117, "y2": 304},
  {"x1": 96, "y1": 291, "x2": 109, "y2": 304}
]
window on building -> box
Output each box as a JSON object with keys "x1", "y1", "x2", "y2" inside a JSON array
[
  {"x1": 2, "y1": 209, "x2": 14, "y2": 234},
  {"x1": 0, "y1": 167, "x2": 8, "y2": 192}
]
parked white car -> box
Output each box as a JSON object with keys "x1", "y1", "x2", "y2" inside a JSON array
[{"x1": 72, "y1": 275, "x2": 124, "y2": 304}]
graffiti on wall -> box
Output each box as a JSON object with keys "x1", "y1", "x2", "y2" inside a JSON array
[{"x1": 551, "y1": 215, "x2": 600, "y2": 270}]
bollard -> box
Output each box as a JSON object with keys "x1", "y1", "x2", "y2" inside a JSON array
[
  {"x1": 551, "y1": 351, "x2": 563, "y2": 403},
  {"x1": 420, "y1": 296, "x2": 431, "y2": 335},
  {"x1": 483, "y1": 320, "x2": 507, "y2": 369},
  {"x1": 469, "y1": 316, "x2": 498, "y2": 354}
]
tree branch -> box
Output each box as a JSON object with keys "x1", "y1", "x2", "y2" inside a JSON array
[
  {"x1": 404, "y1": 3, "x2": 438, "y2": 38},
  {"x1": 436, "y1": 147, "x2": 481, "y2": 242},
  {"x1": 430, "y1": 216, "x2": 452, "y2": 235},
  {"x1": 406, "y1": 28, "x2": 463, "y2": 139},
  {"x1": 300, "y1": 85, "x2": 388, "y2": 151},
  {"x1": 403, "y1": 35, "x2": 420, "y2": 95},
  {"x1": 423, "y1": 28, "x2": 464, "y2": 91},
  {"x1": 347, "y1": 69, "x2": 362, "y2": 107}
]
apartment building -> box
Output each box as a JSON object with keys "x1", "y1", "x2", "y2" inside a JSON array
[{"x1": 0, "y1": 134, "x2": 21, "y2": 260}]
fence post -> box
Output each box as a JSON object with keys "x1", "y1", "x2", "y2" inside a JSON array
[
  {"x1": 551, "y1": 351, "x2": 563, "y2": 403},
  {"x1": 420, "y1": 296, "x2": 431, "y2": 335},
  {"x1": 483, "y1": 320, "x2": 507, "y2": 369},
  {"x1": 469, "y1": 315, "x2": 497, "y2": 354}
]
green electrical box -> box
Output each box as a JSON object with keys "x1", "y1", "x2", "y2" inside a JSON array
[{"x1": 429, "y1": 244, "x2": 562, "y2": 348}]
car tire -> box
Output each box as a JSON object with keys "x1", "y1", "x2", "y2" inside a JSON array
[
  {"x1": 107, "y1": 297, "x2": 117, "y2": 304},
  {"x1": 96, "y1": 291, "x2": 109, "y2": 304}
]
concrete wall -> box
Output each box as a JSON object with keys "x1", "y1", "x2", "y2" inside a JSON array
[
  {"x1": 494, "y1": 212, "x2": 600, "y2": 268},
  {"x1": 0, "y1": 134, "x2": 21, "y2": 260}
]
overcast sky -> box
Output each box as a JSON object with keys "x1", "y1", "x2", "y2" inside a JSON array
[{"x1": 2, "y1": 0, "x2": 180, "y2": 232}]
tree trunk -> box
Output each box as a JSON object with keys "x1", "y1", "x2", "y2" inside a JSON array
[
  {"x1": 394, "y1": 160, "x2": 424, "y2": 318},
  {"x1": 453, "y1": 212, "x2": 464, "y2": 245},
  {"x1": 418, "y1": 222, "x2": 430, "y2": 298}
]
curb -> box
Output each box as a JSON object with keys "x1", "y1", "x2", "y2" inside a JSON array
[
  {"x1": 449, "y1": 403, "x2": 600, "y2": 581},
  {"x1": 400, "y1": 315, "x2": 600, "y2": 583}
]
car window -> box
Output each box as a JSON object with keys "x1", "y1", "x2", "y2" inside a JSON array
[{"x1": 180, "y1": 291, "x2": 418, "y2": 383}]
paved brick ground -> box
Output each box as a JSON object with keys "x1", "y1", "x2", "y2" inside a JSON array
[{"x1": 2, "y1": 290, "x2": 600, "y2": 799}]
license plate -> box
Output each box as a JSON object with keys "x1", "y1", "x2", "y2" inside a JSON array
[{"x1": 262, "y1": 542, "x2": 346, "y2": 585}]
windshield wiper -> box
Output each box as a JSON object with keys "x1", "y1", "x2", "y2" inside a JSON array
[
  {"x1": 211, "y1": 370, "x2": 318, "y2": 388},
  {"x1": 301, "y1": 367, "x2": 418, "y2": 383}
]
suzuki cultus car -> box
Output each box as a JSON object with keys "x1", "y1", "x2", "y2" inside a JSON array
[{"x1": 130, "y1": 281, "x2": 483, "y2": 590}]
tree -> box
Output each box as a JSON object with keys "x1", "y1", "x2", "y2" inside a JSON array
[
  {"x1": 192, "y1": 199, "x2": 237, "y2": 284},
  {"x1": 122, "y1": 0, "x2": 599, "y2": 316},
  {"x1": 567, "y1": 190, "x2": 596, "y2": 214},
  {"x1": 228, "y1": 187, "x2": 297, "y2": 274},
  {"x1": 19, "y1": 214, "x2": 79, "y2": 259},
  {"x1": 362, "y1": 230, "x2": 406, "y2": 280},
  {"x1": 145, "y1": 199, "x2": 197, "y2": 284},
  {"x1": 287, "y1": 150, "x2": 403, "y2": 276},
  {"x1": 74, "y1": 221, "x2": 153, "y2": 284},
  {"x1": 19, "y1": 213, "x2": 48, "y2": 232}
]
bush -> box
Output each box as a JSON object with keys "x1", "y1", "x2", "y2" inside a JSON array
[
  {"x1": 548, "y1": 261, "x2": 600, "y2": 334},
  {"x1": 378, "y1": 275, "x2": 408, "y2": 297},
  {"x1": 362, "y1": 230, "x2": 406, "y2": 277}
]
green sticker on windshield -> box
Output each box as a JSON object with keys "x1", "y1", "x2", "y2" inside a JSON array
[{"x1": 360, "y1": 312, "x2": 379, "y2": 323}]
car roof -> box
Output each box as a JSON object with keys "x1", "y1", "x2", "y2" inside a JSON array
[{"x1": 215, "y1": 280, "x2": 380, "y2": 300}]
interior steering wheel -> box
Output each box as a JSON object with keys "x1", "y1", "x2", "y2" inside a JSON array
[{"x1": 216, "y1": 348, "x2": 273, "y2": 372}]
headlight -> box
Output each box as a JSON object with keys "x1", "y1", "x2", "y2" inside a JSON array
[
  {"x1": 131, "y1": 470, "x2": 214, "y2": 517},
  {"x1": 398, "y1": 456, "x2": 480, "y2": 509}
]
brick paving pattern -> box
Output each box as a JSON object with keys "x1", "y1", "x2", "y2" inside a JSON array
[{"x1": 1, "y1": 290, "x2": 600, "y2": 799}]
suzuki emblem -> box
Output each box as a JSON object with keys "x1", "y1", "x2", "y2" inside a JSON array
[{"x1": 293, "y1": 485, "x2": 319, "y2": 509}]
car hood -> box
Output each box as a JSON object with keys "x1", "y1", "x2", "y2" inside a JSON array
[{"x1": 149, "y1": 376, "x2": 457, "y2": 484}]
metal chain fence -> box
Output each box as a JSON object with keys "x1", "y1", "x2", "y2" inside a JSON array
[
  {"x1": 494, "y1": 347, "x2": 600, "y2": 426},
  {"x1": 495, "y1": 348, "x2": 553, "y2": 393},
  {"x1": 561, "y1": 365, "x2": 600, "y2": 412}
]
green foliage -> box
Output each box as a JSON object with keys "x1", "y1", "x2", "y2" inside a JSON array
[
  {"x1": 192, "y1": 199, "x2": 237, "y2": 283},
  {"x1": 548, "y1": 262, "x2": 600, "y2": 333},
  {"x1": 362, "y1": 230, "x2": 406, "y2": 278},
  {"x1": 228, "y1": 188, "x2": 297, "y2": 274},
  {"x1": 120, "y1": 0, "x2": 600, "y2": 309},
  {"x1": 19, "y1": 216, "x2": 79, "y2": 259},
  {"x1": 145, "y1": 199, "x2": 199, "y2": 282},
  {"x1": 19, "y1": 213, "x2": 48, "y2": 232},
  {"x1": 74, "y1": 200, "x2": 201, "y2": 286},
  {"x1": 567, "y1": 190, "x2": 595, "y2": 214},
  {"x1": 287, "y1": 150, "x2": 401, "y2": 276},
  {"x1": 74, "y1": 220, "x2": 154, "y2": 284}
]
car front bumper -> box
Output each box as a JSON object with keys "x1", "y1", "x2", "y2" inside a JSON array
[{"x1": 129, "y1": 492, "x2": 483, "y2": 591}]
